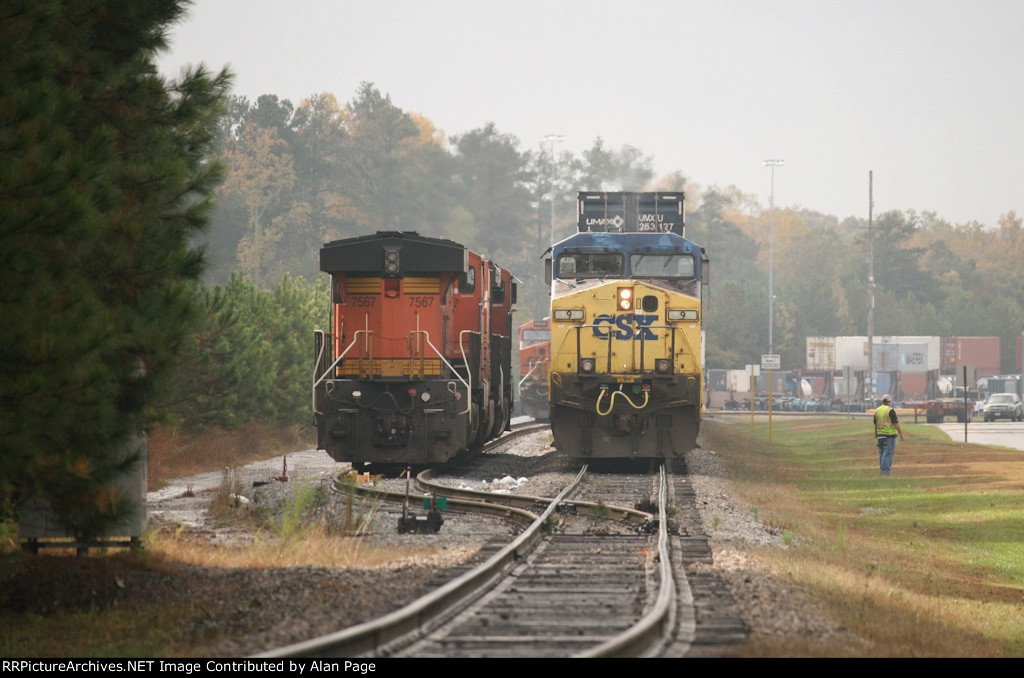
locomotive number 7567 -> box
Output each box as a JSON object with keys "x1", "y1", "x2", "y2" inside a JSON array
[{"x1": 409, "y1": 296, "x2": 434, "y2": 308}]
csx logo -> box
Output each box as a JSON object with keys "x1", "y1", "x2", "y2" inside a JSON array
[{"x1": 593, "y1": 314, "x2": 658, "y2": 340}]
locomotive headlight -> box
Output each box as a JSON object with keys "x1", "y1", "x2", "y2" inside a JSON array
[
  {"x1": 421, "y1": 391, "x2": 431, "y2": 402},
  {"x1": 579, "y1": 358, "x2": 596, "y2": 373},
  {"x1": 384, "y1": 249, "x2": 400, "y2": 275},
  {"x1": 667, "y1": 309, "x2": 698, "y2": 321},
  {"x1": 553, "y1": 308, "x2": 584, "y2": 321},
  {"x1": 655, "y1": 358, "x2": 672, "y2": 374},
  {"x1": 617, "y1": 287, "x2": 633, "y2": 311}
]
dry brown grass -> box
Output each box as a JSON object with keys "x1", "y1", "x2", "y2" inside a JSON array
[
  {"x1": 146, "y1": 423, "x2": 314, "y2": 491},
  {"x1": 2, "y1": 422, "x2": 487, "y2": 657},
  {"x1": 148, "y1": 527, "x2": 476, "y2": 570}
]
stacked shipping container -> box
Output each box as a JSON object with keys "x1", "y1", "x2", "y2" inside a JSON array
[
  {"x1": 706, "y1": 337, "x2": 1010, "y2": 408},
  {"x1": 799, "y1": 336, "x2": 1002, "y2": 400},
  {"x1": 940, "y1": 337, "x2": 1001, "y2": 376}
]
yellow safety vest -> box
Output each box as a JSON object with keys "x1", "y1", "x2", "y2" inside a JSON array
[{"x1": 874, "y1": 405, "x2": 897, "y2": 436}]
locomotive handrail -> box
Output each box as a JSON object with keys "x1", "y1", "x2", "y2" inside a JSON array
[
  {"x1": 319, "y1": 330, "x2": 454, "y2": 382},
  {"x1": 312, "y1": 330, "x2": 328, "y2": 415},
  {"x1": 312, "y1": 327, "x2": 472, "y2": 415},
  {"x1": 312, "y1": 328, "x2": 369, "y2": 414},
  {"x1": 498, "y1": 365, "x2": 505, "y2": 426},
  {"x1": 650, "y1": 323, "x2": 699, "y2": 373},
  {"x1": 352, "y1": 329, "x2": 374, "y2": 378},
  {"x1": 414, "y1": 329, "x2": 472, "y2": 415},
  {"x1": 408, "y1": 329, "x2": 428, "y2": 380},
  {"x1": 323, "y1": 328, "x2": 372, "y2": 378},
  {"x1": 518, "y1": 361, "x2": 541, "y2": 389},
  {"x1": 456, "y1": 329, "x2": 476, "y2": 417}
]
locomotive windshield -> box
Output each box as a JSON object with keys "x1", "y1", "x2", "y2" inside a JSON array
[
  {"x1": 629, "y1": 253, "x2": 695, "y2": 278},
  {"x1": 557, "y1": 253, "x2": 623, "y2": 278},
  {"x1": 521, "y1": 329, "x2": 550, "y2": 344}
]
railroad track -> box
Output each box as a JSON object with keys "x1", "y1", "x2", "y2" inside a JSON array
[{"x1": 254, "y1": 425, "x2": 747, "y2": 658}]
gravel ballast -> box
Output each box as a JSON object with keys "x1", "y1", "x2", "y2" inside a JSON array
[{"x1": 136, "y1": 424, "x2": 871, "y2": 657}]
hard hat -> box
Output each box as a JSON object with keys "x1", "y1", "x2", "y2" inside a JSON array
[{"x1": 881, "y1": 394, "x2": 891, "y2": 402}]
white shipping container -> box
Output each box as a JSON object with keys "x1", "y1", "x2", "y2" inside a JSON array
[
  {"x1": 833, "y1": 336, "x2": 939, "y2": 372},
  {"x1": 805, "y1": 336, "x2": 836, "y2": 370},
  {"x1": 898, "y1": 343, "x2": 931, "y2": 373},
  {"x1": 727, "y1": 369, "x2": 751, "y2": 393},
  {"x1": 837, "y1": 336, "x2": 869, "y2": 369},
  {"x1": 875, "y1": 336, "x2": 939, "y2": 373}
]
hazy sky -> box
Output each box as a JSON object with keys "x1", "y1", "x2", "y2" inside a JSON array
[{"x1": 158, "y1": 0, "x2": 1024, "y2": 228}]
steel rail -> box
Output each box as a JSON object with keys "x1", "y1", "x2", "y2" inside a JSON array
[
  {"x1": 254, "y1": 465, "x2": 588, "y2": 659},
  {"x1": 408, "y1": 420, "x2": 654, "y2": 527},
  {"x1": 317, "y1": 423, "x2": 553, "y2": 528},
  {"x1": 416, "y1": 467, "x2": 654, "y2": 527},
  {"x1": 576, "y1": 464, "x2": 675, "y2": 657}
]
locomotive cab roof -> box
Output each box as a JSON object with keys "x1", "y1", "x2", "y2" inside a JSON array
[{"x1": 320, "y1": 231, "x2": 468, "y2": 276}]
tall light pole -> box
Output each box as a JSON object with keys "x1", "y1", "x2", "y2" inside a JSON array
[
  {"x1": 867, "y1": 170, "x2": 875, "y2": 400},
  {"x1": 763, "y1": 159, "x2": 784, "y2": 355},
  {"x1": 543, "y1": 134, "x2": 565, "y2": 248}
]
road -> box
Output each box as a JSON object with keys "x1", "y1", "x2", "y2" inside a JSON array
[
  {"x1": 147, "y1": 448, "x2": 343, "y2": 529},
  {"x1": 712, "y1": 410, "x2": 1024, "y2": 453},
  {"x1": 933, "y1": 421, "x2": 1024, "y2": 451}
]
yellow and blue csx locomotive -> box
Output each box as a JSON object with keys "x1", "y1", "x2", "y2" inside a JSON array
[{"x1": 547, "y1": 192, "x2": 707, "y2": 460}]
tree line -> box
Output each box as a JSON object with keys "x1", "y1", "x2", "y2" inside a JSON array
[
  {"x1": 208, "y1": 85, "x2": 1024, "y2": 372},
  {"x1": 205, "y1": 83, "x2": 664, "y2": 326}
]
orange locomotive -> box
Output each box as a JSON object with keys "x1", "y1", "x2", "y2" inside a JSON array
[
  {"x1": 517, "y1": 318, "x2": 550, "y2": 421},
  {"x1": 313, "y1": 231, "x2": 517, "y2": 467}
]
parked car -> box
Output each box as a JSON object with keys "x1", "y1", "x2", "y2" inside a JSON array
[{"x1": 982, "y1": 393, "x2": 1023, "y2": 422}]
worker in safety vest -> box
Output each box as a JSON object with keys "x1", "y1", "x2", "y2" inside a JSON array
[{"x1": 873, "y1": 394, "x2": 904, "y2": 476}]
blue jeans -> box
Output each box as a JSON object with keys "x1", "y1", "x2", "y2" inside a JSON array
[{"x1": 877, "y1": 435, "x2": 896, "y2": 475}]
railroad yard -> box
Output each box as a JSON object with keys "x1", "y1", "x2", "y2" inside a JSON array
[
  {"x1": 9, "y1": 411, "x2": 1024, "y2": 659},
  {"x1": 8, "y1": 6, "x2": 1024, "y2": 662},
  {"x1": 10, "y1": 413, "x2": 1024, "y2": 657},
  {"x1": 126, "y1": 419, "x2": 866, "y2": 658}
]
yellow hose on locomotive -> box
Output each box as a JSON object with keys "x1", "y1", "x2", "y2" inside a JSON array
[{"x1": 596, "y1": 388, "x2": 650, "y2": 416}]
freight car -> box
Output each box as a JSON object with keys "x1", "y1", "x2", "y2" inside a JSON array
[
  {"x1": 547, "y1": 192, "x2": 707, "y2": 460},
  {"x1": 312, "y1": 231, "x2": 516, "y2": 468},
  {"x1": 517, "y1": 318, "x2": 551, "y2": 421}
]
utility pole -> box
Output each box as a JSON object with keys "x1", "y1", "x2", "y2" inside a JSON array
[
  {"x1": 543, "y1": 134, "x2": 565, "y2": 249},
  {"x1": 763, "y1": 159, "x2": 784, "y2": 355},
  {"x1": 867, "y1": 170, "x2": 875, "y2": 401}
]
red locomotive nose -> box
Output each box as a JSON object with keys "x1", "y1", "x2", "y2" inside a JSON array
[{"x1": 315, "y1": 231, "x2": 516, "y2": 466}]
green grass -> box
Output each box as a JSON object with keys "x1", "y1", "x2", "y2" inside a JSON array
[
  {"x1": 278, "y1": 480, "x2": 330, "y2": 539},
  {"x1": 703, "y1": 416, "x2": 1024, "y2": 657}
]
